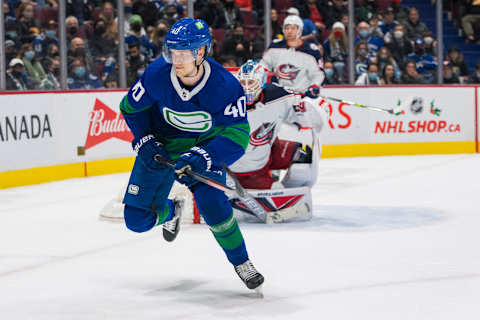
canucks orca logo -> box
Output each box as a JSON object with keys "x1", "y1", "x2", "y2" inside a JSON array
[
  {"x1": 250, "y1": 122, "x2": 275, "y2": 146},
  {"x1": 276, "y1": 64, "x2": 300, "y2": 80},
  {"x1": 163, "y1": 107, "x2": 212, "y2": 132}
]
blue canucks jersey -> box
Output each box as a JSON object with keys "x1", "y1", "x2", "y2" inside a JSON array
[{"x1": 120, "y1": 57, "x2": 250, "y2": 165}]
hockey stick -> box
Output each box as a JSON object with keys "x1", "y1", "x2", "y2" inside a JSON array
[
  {"x1": 221, "y1": 163, "x2": 268, "y2": 223},
  {"x1": 320, "y1": 95, "x2": 404, "y2": 116},
  {"x1": 153, "y1": 155, "x2": 235, "y2": 193}
]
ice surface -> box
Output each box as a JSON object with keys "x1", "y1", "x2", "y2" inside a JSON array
[{"x1": 1, "y1": 154, "x2": 479, "y2": 319}]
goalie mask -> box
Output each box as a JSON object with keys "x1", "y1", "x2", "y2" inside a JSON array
[
  {"x1": 163, "y1": 18, "x2": 211, "y2": 64},
  {"x1": 237, "y1": 60, "x2": 267, "y2": 105}
]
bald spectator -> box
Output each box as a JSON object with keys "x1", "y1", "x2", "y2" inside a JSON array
[
  {"x1": 68, "y1": 37, "x2": 95, "y2": 75},
  {"x1": 354, "y1": 21, "x2": 384, "y2": 57},
  {"x1": 404, "y1": 7, "x2": 430, "y2": 41}
]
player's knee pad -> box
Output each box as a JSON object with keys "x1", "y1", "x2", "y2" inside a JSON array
[
  {"x1": 124, "y1": 205, "x2": 157, "y2": 233},
  {"x1": 192, "y1": 183, "x2": 232, "y2": 226}
]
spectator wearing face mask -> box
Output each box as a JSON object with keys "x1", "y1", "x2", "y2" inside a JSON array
[
  {"x1": 401, "y1": 60, "x2": 426, "y2": 84},
  {"x1": 354, "y1": 21, "x2": 384, "y2": 57},
  {"x1": 99, "y1": 1, "x2": 119, "y2": 43},
  {"x1": 160, "y1": 1, "x2": 181, "y2": 27},
  {"x1": 67, "y1": 58, "x2": 104, "y2": 89},
  {"x1": 6, "y1": 58, "x2": 32, "y2": 91},
  {"x1": 32, "y1": 20, "x2": 59, "y2": 59},
  {"x1": 220, "y1": 23, "x2": 251, "y2": 66},
  {"x1": 125, "y1": 14, "x2": 157, "y2": 62},
  {"x1": 17, "y1": 2, "x2": 40, "y2": 44},
  {"x1": 376, "y1": 47, "x2": 401, "y2": 80},
  {"x1": 68, "y1": 37, "x2": 95, "y2": 76},
  {"x1": 355, "y1": 63, "x2": 381, "y2": 85},
  {"x1": 407, "y1": 38, "x2": 437, "y2": 84},
  {"x1": 66, "y1": 16, "x2": 88, "y2": 42},
  {"x1": 354, "y1": 41, "x2": 371, "y2": 78},
  {"x1": 385, "y1": 24, "x2": 413, "y2": 67},
  {"x1": 20, "y1": 43, "x2": 47, "y2": 89},
  {"x1": 323, "y1": 61, "x2": 340, "y2": 85},
  {"x1": 41, "y1": 57, "x2": 61, "y2": 90},
  {"x1": 150, "y1": 20, "x2": 169, "y2": 55},
  {"x1": 380, "y1": 7, "x2": 399, "y2": 36},
  {"x1": 404, "y1": 7, "x2": 430, "y2": 42},
  {"x1": 126, "y1": 43, "x2": 147, "y2": 86},
  {"x1": 422, "y1": 31, "x2": 437, "y2": 57},
  {"x1": 90, "y1": 18, "x2": 118, "y2": 66},
  {"x1": 324, "y1": 22, "x2": 348, "y2": 83}
]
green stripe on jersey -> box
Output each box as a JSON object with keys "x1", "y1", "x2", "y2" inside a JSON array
[{"x1": 119, "y1": 95, "x2": 151, "y2": 114}]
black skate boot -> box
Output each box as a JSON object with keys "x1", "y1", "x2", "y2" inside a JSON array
[
  {"x1": 162, "y1": 198, "x2": 184, "y2": 242},
  {"x1": 234, "y1": 260, "x2": 264, "y2": 290}
]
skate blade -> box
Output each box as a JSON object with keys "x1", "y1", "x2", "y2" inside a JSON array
[{"x1": 254, "y1": 284, "x2": 264, "y2": 299}]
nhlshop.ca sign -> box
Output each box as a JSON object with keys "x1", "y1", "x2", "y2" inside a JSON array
[{"x1": 320, "y1": 86, "x2": 476, "y2": 145}]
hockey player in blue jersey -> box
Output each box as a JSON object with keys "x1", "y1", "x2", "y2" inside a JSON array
[{"x1": 119, "y1": 17, "x2": 264, "y2": 291}]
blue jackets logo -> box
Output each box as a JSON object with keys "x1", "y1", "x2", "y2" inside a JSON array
[{"x1": 163, "y1": 107, "x2": 212, "y2": 132}]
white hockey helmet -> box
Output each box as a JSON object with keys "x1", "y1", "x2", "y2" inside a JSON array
[
  {"x1": 237, "y1": 60, "x2": 267, "y2": 104},
  {"x1": 283, "y1": 15, "x2": 303, "y2": 39}
]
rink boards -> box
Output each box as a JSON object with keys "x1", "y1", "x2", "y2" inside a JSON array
[{"x1": 0, "y1": 86, "x2": 479, "y2": 188}]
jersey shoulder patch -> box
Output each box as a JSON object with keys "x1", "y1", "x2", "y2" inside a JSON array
[{"x1": 262, "y1": 83, "x2": 292, "y2": 104}]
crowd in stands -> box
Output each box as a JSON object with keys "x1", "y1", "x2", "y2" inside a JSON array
[{"x1": 2, "y1": 0, "x2": 480, "y2": 91}]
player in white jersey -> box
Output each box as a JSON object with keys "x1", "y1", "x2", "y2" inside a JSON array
[
  {"x1": 229, "y1": 60, "x2": 325, "y2": 190},
  {"x1": 260, "y1": 15, "x2": 325, "y2": 98}
]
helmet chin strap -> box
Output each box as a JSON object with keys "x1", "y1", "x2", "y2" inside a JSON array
[{"x1": 183, "y1": 57, "x2": 205, "y2": 78}]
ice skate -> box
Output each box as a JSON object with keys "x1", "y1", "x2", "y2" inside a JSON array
[
  {"x1": 234, "y1": 260, "x2": 264, "y2": 293},
  {"x1": 162, "y1": 198, "x2": 184, "y2": 242}
]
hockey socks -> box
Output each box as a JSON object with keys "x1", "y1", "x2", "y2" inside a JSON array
[
  {"x1": 155, "y1": 199, "x2": 175, "y2": 226},
  {"x1": 209, "y1": 213, "x2": 248, "y2": 266}
]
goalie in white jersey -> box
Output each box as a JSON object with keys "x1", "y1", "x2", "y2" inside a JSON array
[
  {"x1": 229, "y1": 60, "x2": 325, "y2": 191},
  {"x1": 260, "y1": 15, "x2": 325, "y2": 98}
]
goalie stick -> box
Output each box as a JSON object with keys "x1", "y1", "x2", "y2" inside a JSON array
[{"x1": 321, "y1": 95, "x2": 404, "y2": 116}]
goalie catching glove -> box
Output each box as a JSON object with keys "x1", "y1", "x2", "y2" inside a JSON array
[
  {"x1": 174, "y1": 146, "x2": 225, "y2": 187},
  {"x1": 133, "y1": 134, "x2": 170, "y2": 170}
]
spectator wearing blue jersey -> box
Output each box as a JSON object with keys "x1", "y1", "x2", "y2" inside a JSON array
[
  {"x1": 67, "y1": 58, "x2": 104, "y2": 89},
  {"x1": 356, "y1": 63, "x2": 381, "y2": 85},
  {"x1": 33, "y1": 20, "x2": 59, "y2": 59},
  {"x1": 354, "y1": 41, "x2": 371, "y2": 78},
  {"x1": 407, "y1": 38, "x2": 437, "y2": 84},
  {"x1": 354, "y1": 21, "x2": 384, "y2": 57}
]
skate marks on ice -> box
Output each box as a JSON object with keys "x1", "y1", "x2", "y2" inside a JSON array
[
  {"x1": 144, "y1": 279, "x2": 299, "y2": 319},
  {"x1": 310, "y1": 205, "x2": 446, "y2": 231},
  {"x1": 240, "y1": 205, "x2": 446, "y2": 232}
]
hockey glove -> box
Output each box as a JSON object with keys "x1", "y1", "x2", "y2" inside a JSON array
[
  {"x1": 305, "y1": 84, "x2": 320, "y2": 99},
  {"x1": 133, "y1": 134, "x2": 170, "y2": 170},
  {"x1": 174, "y1": 146, "x2": 224, "y2": 187}
]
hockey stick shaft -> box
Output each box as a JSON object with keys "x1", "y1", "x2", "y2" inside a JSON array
[
  {"x1": 221, "y1": 163, "x2": 268, "y2": 223},
  {"x1": 153, "y1": 155, "x2": 235, "y2": 192},
  {"x1": 320, "y1": 95, "x2": 401, "y2": 115}
]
